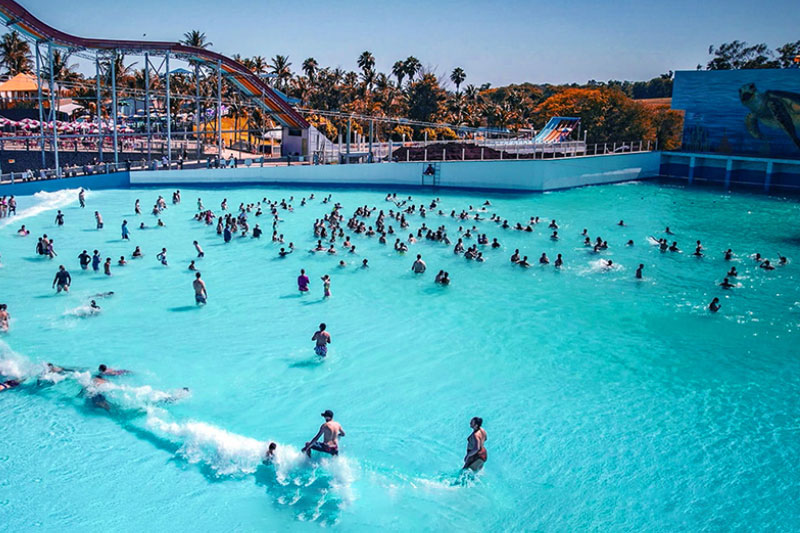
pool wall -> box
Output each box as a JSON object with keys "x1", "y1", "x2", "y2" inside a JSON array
[
  {"x1": 0, "y1": 151, "x2": 662, "y2": 195},
  {"x1": 661, "y1": 152, "x2": 800, "y2": 192},
  {"x1": 128, "y1": 152, "x2": 661, "y2": 192},
  {"x1": 0, "y1": 170, "x2": 130, "y2": 196}
]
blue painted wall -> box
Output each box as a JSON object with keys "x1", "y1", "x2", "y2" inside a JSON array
[
  {"x1": 672, "y1": 69, "x2": 800, "y2": 158},
  {"x1": 0, "y1": 171, "x2": 130, "y2": 196}
]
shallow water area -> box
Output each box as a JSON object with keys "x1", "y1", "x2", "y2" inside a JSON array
[{"x1": 1, "y1": 181, "x2": 799, "y2": 531}]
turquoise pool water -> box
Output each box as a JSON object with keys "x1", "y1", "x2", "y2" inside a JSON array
[{"x1": 1, "y1": 181, "x2": 799, "y2": 531}]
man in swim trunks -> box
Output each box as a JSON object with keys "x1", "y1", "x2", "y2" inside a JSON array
[
  {"x1": 463, "y1": 416, "x2": 487, "y2": 471},
  {"x1": 298, "y1": 269, "x2": 310, "y2": 292},
  {"x1": 312, "y1": 323, "x2": 331, "y2": 357},
  {"x1": 0, "y1": 379, "x2": 23, "y2": 391},
  {"x1": 411, "y1": 254, "x2": 426, "y2": 273},
  {"x1": 302, "y1": 410, "x2": 345, "y2": 457},
  {"x1": 52, "y1": 265, "x2": 71, "y2": 292},
  {"x1": 193, "y1": 272, "x2": 207, "y2": 305}
]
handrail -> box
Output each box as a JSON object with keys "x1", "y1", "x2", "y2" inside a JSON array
[{"x1": 0, "y1": 0, "x2": 309, "y2": 129}]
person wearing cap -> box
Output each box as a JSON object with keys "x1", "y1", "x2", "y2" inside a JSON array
[{"x1": 302, "y1": 410, "x2": 345, "y2": 457}]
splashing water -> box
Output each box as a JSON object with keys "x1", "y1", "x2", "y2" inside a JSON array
[{"x1": 0, "y1": 188, "x2": 83, "y2": 228}]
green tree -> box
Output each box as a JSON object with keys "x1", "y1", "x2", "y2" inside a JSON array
[
  {"x1": 181, "y1": 30, "x2": 213, "y2": 49},
  {"x1": 450, "y1": 67, "x2": 466, "y2": 94},
  {"x1": 403, "y1": 56, "x2": 421, "y2": 82},
  {"x1": 776, "y1": 40, "x2": 800, "y2": 68},
  {"x1": 405, "y1": 73, "x2": 446, "y2": 126},
  {"x1": 392, "y1": 60, "x2": 406, "y2": 87},
  {"x1": 0, "y1": 31, "x2": 32, "y2": 75},
  {"x1": 269, "y1": 54, "x2": 292, "y2": 91},
  {"x1": 706, "y1": 41, "x2": 780, "y2": 70},
  {"x1": 302, "y1": 57, "x2": 318, "y2": 81}
]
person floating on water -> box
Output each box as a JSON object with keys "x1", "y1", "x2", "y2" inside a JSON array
[
  {"x1": 302, "y1": 410, "x2": 345, "y2": 457},
  {"x1": 709, "y1": 297, "x2": 721, "y2": 313},
  {"x1": 0, "y1": 378, "x2": 23, "y2": 391},
  {"x1": 312, "y1": 322, "x2": 331, "y2": 357},
  {"x1": 193, "y1": 272, "x2": 207, "y2": 305},
  {"x1": 463, "y1": 417, "x2": 487, "y2": 471}
]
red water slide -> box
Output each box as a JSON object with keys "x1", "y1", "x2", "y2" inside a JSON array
[{"x1": 0, "y1": 0, "x2": 309, "y2": 129}]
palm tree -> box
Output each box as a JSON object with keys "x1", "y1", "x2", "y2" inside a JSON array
[
  {"x1": 180, "y1": 30, "x2": 213, "y2": 50},
  {"x1": 0, "y1": 31, "x2": 32, "y2": 76},
  {"x1": 250, "y1": 56, "x2": 267, "y2": 76},
  {"x1": 270, "y1": 54, "x2": 292, "y2": 91},
  {"x1": 450, "y1": 67, "x2": 466, "y2": 94},
  {"x1": 302, "y1": 57, "x2": 318, "y2": 81},
  {"x1": 357, "y1": 51, "x2": 375, "y2": 74},
  {"x1": 403, "y1": 56, "x2": 421, "y2": 82},
  {"x1": 392, "y1": 60, "x2": 406, "y2": 87},
  {"x1": 357, "y1": 51, "x2": 376, "y2": 97},
  {"x1": 464, "y1": 84, "x2": 479, "y2": 102},
  {"x1": 102, "y1": 53, "x2": 137, "y2": 86}
]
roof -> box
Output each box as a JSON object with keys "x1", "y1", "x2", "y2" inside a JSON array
[{"x1": 0, "y1": 72, "x2": 39, "y2": 92}]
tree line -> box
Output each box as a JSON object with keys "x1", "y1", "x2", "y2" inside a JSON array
[{"x1": 0, "y1": 30, "x2": 796, "y2": 148}]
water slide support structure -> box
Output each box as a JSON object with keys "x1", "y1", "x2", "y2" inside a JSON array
[
  {"x1": 46, "y1": 40, "x2": 58, "y2": 173},
  {"x1": 0, "y1": 0, "x2": 309, "y2": 169},
  {"x1": 34, "y1": 40, "x2": 44, "y2": 167},
  {"x1": 95, "y1": 53, "x2": 102, "y2": 162}
]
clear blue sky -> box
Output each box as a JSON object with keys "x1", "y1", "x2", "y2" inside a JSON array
[{"x1": 17, "y1": 0, "x2": 800, "y2": 87}]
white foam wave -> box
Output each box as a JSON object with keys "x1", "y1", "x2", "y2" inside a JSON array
[
  {"x1": 0, "y1": 340, "x2": 38, "y2": 379},
  {"x1": 64, "y1": 304, "x2": 102, "y2": 318},
  {"x1": 585, "y1": 258, "x2": 622, "y2": 273},
  {"x1": 147, "y1": 414, "x2": 270, "y2": 477},
  {"x1": 0, "y1": 188, "x2": 83, "y2": 228},
  {"x1": 145, "y1": 413, "x2": 357, "y2": 506}
]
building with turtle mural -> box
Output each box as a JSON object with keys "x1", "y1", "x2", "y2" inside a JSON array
[{"x1": 671, "y1": 69, "x2": 800, "y2": 159}]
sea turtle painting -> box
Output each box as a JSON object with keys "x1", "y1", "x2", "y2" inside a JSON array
[{"x1": 739, "y1": 83, "x2": 800, "y2": 150}]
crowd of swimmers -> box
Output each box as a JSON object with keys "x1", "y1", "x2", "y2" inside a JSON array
[{"x1": 3, "y1": 186, "x2": 795, "y2": 474}]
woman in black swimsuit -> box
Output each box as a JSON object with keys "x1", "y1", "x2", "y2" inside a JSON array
[{"x1": 463, "y1": 417, "x2": 488, "y2": 471}]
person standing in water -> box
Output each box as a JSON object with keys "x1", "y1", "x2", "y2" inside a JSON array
[
  {"x1": 78, "y1": 188, "x2": 85, "y2": 208},
  {"x1": 302, "y1": 410, "x2": 345, "y2": 457},
  {"x1": 52, "y1": 265, "x2": 71, "y2": 293},
  {"x1": 321, "y1": 274, "x2": 331, "y2": 298},
  {"x1": 297, "y1": 269, "x2": 310, "y2": 292},
  {"x1": 193, "y1": 272, "x2": 207, "y2": 305},
  {"x1": 121, "y1": 220, "x2": 130, "y2": 240},
  {"x1": 312, "y1": 322, "x2": 331, "y2": 357},
  {"x1": 411, "y1": 254, "x2": 426, "y2": 273},
  {"x1": 0, "y1": 304, "x2": 10, "y2": 332},
  {"x1": 463, "y1": 417, "x2": 487, "y2": 471}
]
